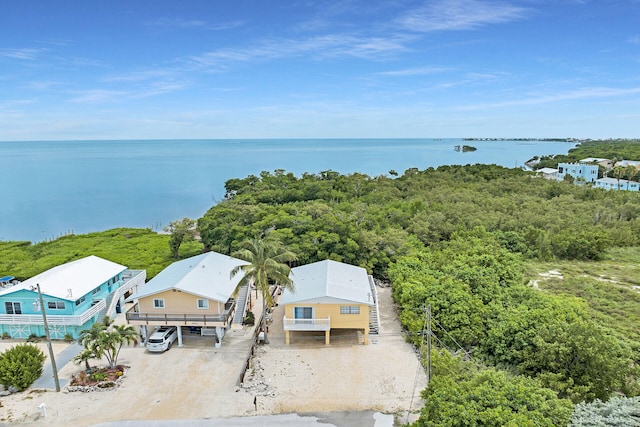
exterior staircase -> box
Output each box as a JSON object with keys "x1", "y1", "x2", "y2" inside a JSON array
[
  {"x1": 368, "y1": 276, "x2": 380, "y2": 335},
  {"x1": 96, "y1": 292, "x2": 116, "y2": 324},
  {"x1": 231, "y1": 284, "x2": 250, "y2": 328}
]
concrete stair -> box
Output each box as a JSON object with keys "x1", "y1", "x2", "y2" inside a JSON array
[
  {"x1": 231, "y1": 284, "x2": 250, "y2": 328},
  {"x1": 96, "y1": 292, "x2": 116, "y2": 324},
  {"x1": 368, "y1": 276, "x2": 380, "y2": 335}
]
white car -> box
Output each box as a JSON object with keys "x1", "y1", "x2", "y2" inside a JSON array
[{"x1": 146, "y1": 326, "x2": 178, "y2": 352}]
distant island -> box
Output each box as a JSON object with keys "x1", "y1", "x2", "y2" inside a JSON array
[{"x1": 454, "y1": 144, "x2": 477, "y2": 152}]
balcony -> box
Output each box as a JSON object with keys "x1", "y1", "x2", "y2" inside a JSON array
[
  {"x1": 0, "y1": 299, "x2": 106, "y2": 326},
  {"x1": 283, "y1": 316, "x2": 331, "y2": 331},
  {"x1": 125, "y1": 299, "x2": 236, "y2": 327}
]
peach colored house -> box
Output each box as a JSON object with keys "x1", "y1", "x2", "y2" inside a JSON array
[
  {"x1": 126, "y1": 251, "x2": 248, "y2": 348},
  {"x1": 281, "y1": 260, "x2": 378, "y2": 345}
]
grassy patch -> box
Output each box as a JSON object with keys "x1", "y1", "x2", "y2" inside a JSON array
[
  {"x1": 0, "y1": 228, "x2": 203, "y2": 280},
  {"x1": 525, "y1": 247, "x2": 640, "y2": 346}
]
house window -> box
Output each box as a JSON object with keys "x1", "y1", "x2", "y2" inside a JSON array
[
  {"x1": 294, "y1": 307, "x2": 313, "y2": 319},
  {"x1": 197, "y1": 299, "x2": 209, "y2": 309},
  {"x1": 75, "y1": 296, "x2": 86, "y2": 306},
  {"x1": 340, "y1": 305, "x2": 360, "y2": 314},
  {"x1": 153, "y1": 298, "x2": 165, "y2": 309},
  {"x1": 4, "y1": 301, "x2": 22, "y2": 314},
  {"x1": 47, "y1": 301, "x2": 66, "y2": 310},
  {"x1": 92, "y1": 286, "x2": 101, "y2": 295}
]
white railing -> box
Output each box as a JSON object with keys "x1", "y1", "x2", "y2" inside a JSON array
[
  {"x1": 283, "y1": 316, "x2": 331, "y2": 331},
  {"x1": 106, "y1": 270, "x2": 146, "y2": 318},
  {"x1": 368, "y1": 275, "x2": 381, "y2": 332},
  {"x1": 0, "y1": 299, "x2": 106, "y2": 326}
]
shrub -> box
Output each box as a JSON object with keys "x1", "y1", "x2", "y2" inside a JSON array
[
  {"x1": 243, "y1": 311, "x2": 255, "y2": 326},
  {"x1": 0, "y1": 344, "x2": 46, "y2": 391}
]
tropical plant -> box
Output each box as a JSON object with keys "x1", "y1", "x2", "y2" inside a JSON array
[
  {"x1": 612, "y1": 166, "x2": 625, "y2": 189},
  {"x1": 625, "y1": 165, "x2": 639, "y2": 190},
  {"x1": 0, "y1": 344, "x2": 46, "y2": 391},
  {"x1": 78, "y1": 322, "x2": 139, "y2": 369},
  {"x1": 230, "y1": 235, "x2": 297, "y2": 344},
  {"x1": 72, "y1": 348, "x2": 97, "y2": 371}
]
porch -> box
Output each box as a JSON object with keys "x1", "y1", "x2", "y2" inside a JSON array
[
  {"x1": 283, "y1": 316, "x2": 331, "y2": 345},
  {"x1": 125, "y1": 299, "x2": 236, "y2": 328}
]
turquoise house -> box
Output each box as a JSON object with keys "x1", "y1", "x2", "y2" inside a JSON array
[
  {"x1": 557, "y1": 162, "x2": 599, "y2": 183},
  {"x1": 0, "y1": 255, "x2": 146, "y2": 339}
]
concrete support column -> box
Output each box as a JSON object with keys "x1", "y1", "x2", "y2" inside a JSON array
[
  {"x1": 364, "y1": 328, "x2": 369, "y2": 345},
  {"x1": 285, "y1": 330, "x2": 290, "y2": 345},
  {"x1": 177, "y1": 326, "x2": 183, "y2": 347},
  {"x1": 215, "y1": 326, "x2": 224, "y2": 348},
  {"x1": 325, "y1": 330, "x2": 330, "y2": 345},
  {"x1": 140, "y1": 325, "x2": 147, "y2": 347}
]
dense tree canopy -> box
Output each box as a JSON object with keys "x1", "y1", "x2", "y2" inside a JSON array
[{"x1": 198, "y1": 161, "x2": 640, "y2": 278}]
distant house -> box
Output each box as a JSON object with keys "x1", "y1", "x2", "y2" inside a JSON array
[
  {"x1": 580, "y1": 157, "x2": 612, "y2": 169},
  {"x1": 614, "y1": 160, "x2": 640, "y2": 169},
  {"x1": 595, "y1": 177, "x2": 640, "y2": 192},
  {"x1": 125, "y1": 252, "x2": 249, "y2": 348},
  {"x1": 281, "y1": 260, "x2": 378, "y2": 345},
  {"x1": 557, "y1": 162, "x2": 599, "y2": 183},
  {"x1": 0, "y1": 255, "x2": 145, "y2": 339},
  {"x1": 536, "y1": 167, "x2": 558, "y2": 180}
]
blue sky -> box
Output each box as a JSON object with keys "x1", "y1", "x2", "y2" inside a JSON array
[{"x1": 1, "y1": 0, "x2": 639, "y2": 140}]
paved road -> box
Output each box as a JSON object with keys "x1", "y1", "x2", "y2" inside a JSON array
[
  {"x1": 33, "y1": 342, "x2": 82, "y2": 389},
  {"x1": 94, "y1": 411, "x2": 395, "y2": 427}
]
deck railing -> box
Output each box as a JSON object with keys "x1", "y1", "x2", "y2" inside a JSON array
[
  {"x1": 105, "y1": 269, "x2": 146, "y2": 317},
  {"x1": 0, "y1": 299, "x2": 106, "y2": 326},
  {"x1": 283, "y1": 316, "x2": 331, "y2": 331},
  {"x1": 126, "y1": 300, "x2": 236, "y2": 326}
]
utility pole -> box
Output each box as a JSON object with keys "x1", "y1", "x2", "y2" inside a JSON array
[
  {"x1": 35, "y1": 283, "x2": 61, "y2": 392},
  {"x1": 426, "y1": 304, "x2": 432, "y2": 386}
]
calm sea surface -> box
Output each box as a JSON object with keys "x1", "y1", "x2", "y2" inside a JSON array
[{"x1": 0, "y1": 139, "x2": 574, "y2": 242}]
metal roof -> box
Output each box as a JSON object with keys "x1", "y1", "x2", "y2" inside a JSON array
[
  {"x1": 281, "y1": 260, "x2": 373, "y2": 306},
  {"x1": 130, "y1": 252, "x2": 249, "y2": 303},
  {"x1": 0, "y1": 255, "x2": 126, "y2": 301}
]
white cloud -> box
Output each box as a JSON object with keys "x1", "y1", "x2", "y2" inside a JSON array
[
  {"x1": 185, "y1": 33, "x2": 412, "y2": 71},
  {"x1": 0, "y1": 48, "x2": 46, "y2": 60},
  {"x1": 68, "y1": 90, "x2": 128, "y2": 104},
  {"x1": 377, "y1": 66, "x2": 452, "y2": 76},
  {"x1": 456, "y1": 86, "x2": 640, "y2": 110},
  {"x1": 397, "y1": 0, "x2": 529, "y2": 32},
  {"x1": 144, "y1": 18, "x2": 208, "y2": 28}
]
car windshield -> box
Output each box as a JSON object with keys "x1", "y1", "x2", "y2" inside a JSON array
[{"x1": 148, "y1": 338, "x2": 164, "y2": 343}]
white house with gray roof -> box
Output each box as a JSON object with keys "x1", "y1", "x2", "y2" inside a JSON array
[
  {"x1": 281, "y1": 259, "x2": 378, "y2": 345},
  {"x1": 125, "y1": 251, "x2": 248, "y2": 348}
]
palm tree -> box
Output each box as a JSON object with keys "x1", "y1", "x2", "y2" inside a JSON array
[
  {"x1": 612, "y1": 166, "x2": 625, "y2": 190},
  {"x1": 78, "y1": 322, "x2": 107, "y2": 362},
  {"x1": 230, "y1": 235, "x2": 297, "y2": 344},
  {"x1": 624, "y1": 165, "x2": 639, "y2": 190},
  {"x1": 72, "y1": 348, "x2": 96, "y2": 372},
  {"x1": 78, "y1": 322, "x2": 138, "y2": 369},
  {"x1": 100, "y1": 325, "x2": 139, "y2": 369}
]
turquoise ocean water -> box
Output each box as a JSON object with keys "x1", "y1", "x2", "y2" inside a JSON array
[{"x1": 0, "y1": 139, "x2": 575, "y2": 242}]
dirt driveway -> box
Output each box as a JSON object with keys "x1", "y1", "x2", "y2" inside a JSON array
[{"x1": 1, "y1": 286, "x2": 426, "y2": 426}]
